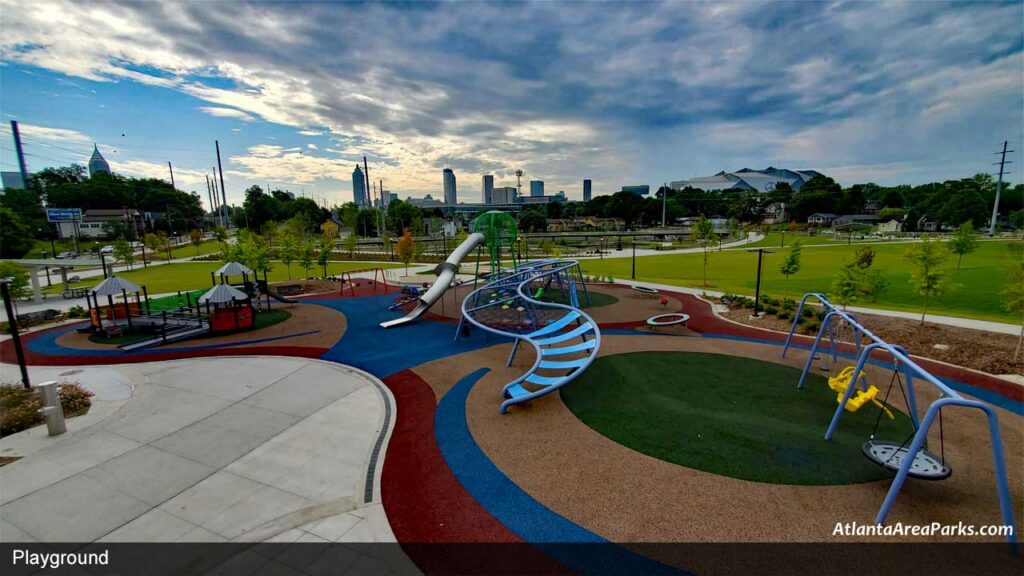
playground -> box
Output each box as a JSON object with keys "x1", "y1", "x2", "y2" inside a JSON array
[{"x1": 1, "y1": 211, "x2": 1021, "y2": 575}]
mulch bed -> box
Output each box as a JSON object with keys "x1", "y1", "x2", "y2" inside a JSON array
[{"x1": 721, "y1": 307, "x2": 1023, "y2": 376}]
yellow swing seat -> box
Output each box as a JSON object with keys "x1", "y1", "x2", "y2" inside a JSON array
[{"x1": 827, "y1": 366, "x2": 894, "y2": 419}]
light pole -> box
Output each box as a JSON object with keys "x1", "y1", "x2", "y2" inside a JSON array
[
  {"x1": 1, "y1": 278, "x2": 31, "y2": 389},
  {"x1": 748, "y1": 248, "x2": 774, "y2": 317},
  {"x1": 780, "y1": 230, "x2": 785, "y2": 248},
  {"x1": 631, "y1": 238, "x2": 637, "y2": 280}
]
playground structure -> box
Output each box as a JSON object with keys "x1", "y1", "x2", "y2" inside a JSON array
[
  {"x1": 782, "y1": 292, "x2": 1017, "y2": 550},
  {"x1": 337, "y1": 267, "x2": 389, "y2": 297},
  {"x1": 459, "y1": 259, "x2": 600, "y2": 414}
]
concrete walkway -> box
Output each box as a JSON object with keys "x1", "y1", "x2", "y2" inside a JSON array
[
  {"x1": 618, "y1": 279, "x2": 1022, "y2": 336},
  {"x1": 0, "y1": 356, "x2": 414, "y2": 574}
]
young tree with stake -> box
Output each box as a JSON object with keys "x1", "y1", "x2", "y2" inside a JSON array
[
  {"x1": 904, "y1": 236, "x2": 949, "y2": 324},
  {"x1": 947, "y1": 221, "x2": 979, "y2": 270},
  {"x1": 778, "y1": 240, "x2": 802, "y2": 300}
]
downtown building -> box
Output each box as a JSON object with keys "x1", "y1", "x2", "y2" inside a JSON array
[
  {"x1": 443, "y1": 168, "x2": 457, "y2": 204},
  {"x1": 352, "y1": 165, "x2": 368, "y2": 207}
]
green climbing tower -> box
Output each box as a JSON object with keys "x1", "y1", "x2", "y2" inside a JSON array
[{"x1": 472, "y1": 210, "x2": 519, "y2": 277}]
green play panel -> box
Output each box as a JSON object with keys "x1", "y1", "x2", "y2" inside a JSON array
[{"x1": 561, "y1": 351, "x2": 916, "y2": 485}]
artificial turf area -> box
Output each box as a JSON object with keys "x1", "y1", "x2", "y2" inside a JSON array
[
  {"x1": 539, "y1": 289, "x2": 619, "y2": 309},
  {"x1": 561, "y1": 351, "x2": 917, "y2": 485}
]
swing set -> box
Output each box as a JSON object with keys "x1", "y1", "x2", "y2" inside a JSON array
[{"x1": 782, "y1": 293, "x2": 1017, "y2": 551}]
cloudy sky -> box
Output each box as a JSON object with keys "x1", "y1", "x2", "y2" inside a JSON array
[{"x1": 1, "y1": 1, "x2": 1021, "y2": 208}]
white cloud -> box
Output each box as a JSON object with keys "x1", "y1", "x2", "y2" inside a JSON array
[
  {"x1": 18, "y1": 123, "x2": 92, "y2": 144},
  {"x1": 198, "y1": 106, "x2": 255, "y2": 122},
  {"x1": 306, "y1": 143, "x2": 317, "y2": 149}
]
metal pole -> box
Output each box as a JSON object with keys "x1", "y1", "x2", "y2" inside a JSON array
[
  {"x1": 990, "y1": 140, "x2": 1011, "y2": 236},
  {"x1": 10, "y1": 120, "x2": 29, "y2": 185},
  {"x1": 661, "y1": 182, "x2": 667, "y2": 228},
  {"x1": 1, "y1": 280, "x2": 31, "y2": 389},
  {"x1": 753, "y1": 249, "x2": 764, "y2": 317},
  {"x1": 631, "y1": 238, "x2": 636, "y2": 279},
  {"x1": 216, "y1": 143, "x2": 228, "y2": 228},
  {"x1": 168, "y1": 161, "x2": 175, "y2": 188}
]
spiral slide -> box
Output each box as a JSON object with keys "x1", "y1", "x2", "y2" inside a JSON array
[
  {"x1": 379, "y1": 232, "x2": 486, "y2": 328},
  {"x1": 459, "y1": 260, "x2": 601, "y2": 413}
]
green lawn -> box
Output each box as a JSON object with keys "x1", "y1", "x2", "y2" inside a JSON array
[
  {"x1": 581, "y1": 240, "x2": 1023, "y2": 323},
  {"x1": 46, "y1": 261, "x2": 402, "y2": 295},
  {"x1": 562, "y1": 351, "x2": 915, "y2": 485},
  {"x1": 166, "y1": 239, "x2": 223, "y2": 260}
]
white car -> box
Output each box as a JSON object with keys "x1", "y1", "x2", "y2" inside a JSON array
[{"x1": 99, "y1": 245, "x2": 115, "y2": 255}]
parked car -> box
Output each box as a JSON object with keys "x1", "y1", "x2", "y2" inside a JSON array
[
  {"x1": 99, "y1": 245, "x2": 115, "y2": 255},
  {"x1": 56, "y1": 251, "x2": 77, "y2": 259}
]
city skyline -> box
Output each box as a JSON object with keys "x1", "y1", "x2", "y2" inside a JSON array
[{"x1": 0, "y1": 1, "x2": 1021, "y2": 210}]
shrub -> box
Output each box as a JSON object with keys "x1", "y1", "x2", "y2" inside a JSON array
[
  {"x1": 801, "y1": 307, "x2": 815, "y2": 318},
  {"x1": 776, "y1": 310, "x2": 792, "y2": 320},
  {"x1": 763, "y1": 306, "x2": 778, "y2": 316},
  {"x1": 67, "y1": 305, "x2": 87, "y2": 318},
  {"x1": 803, "y1": 320, "x2": 820, "y2": 332},
  {"x1": 1, "y1": 385, "x2": 42, "y2": 436},
  {"x1": 59, "y1": 382, "x2": 93, "y2": 417},
  {"x1": 781, "y1": 299, "x2": 796, "y2": 310},
  {"x1": 816, "y1": 309, "x2": 827, "y2": 321}
]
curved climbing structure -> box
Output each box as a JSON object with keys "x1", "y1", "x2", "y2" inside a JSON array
[{"x1": 458, "y1": 260, "x2": 601, "y2": 414}]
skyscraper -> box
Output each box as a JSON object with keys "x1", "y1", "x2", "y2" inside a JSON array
[
  {"x1": 530, "y1": 180, "x2": 544, "y2": 197},
  {"x1": 482, "y1": 174, "x2": 494, "y2": 204},
  {"x1": 583, "y1": 179, "x2": 592, "y2": 202},
  {"x1": 88, "y1": 144, "x2": 110, "y2": 176},
  {"x1": 443, "y1": 168, "x2": 457, "y2": 205},
  {"x1": 352, "y1": 165, "x2": 367, "y2": 207}
]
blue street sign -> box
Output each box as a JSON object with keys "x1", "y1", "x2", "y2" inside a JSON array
[{"x1": 46, "y1": 208, "x2": 82, "y2": 223}]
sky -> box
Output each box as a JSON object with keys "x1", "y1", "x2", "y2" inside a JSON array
[{"x1": 1, "y1": 0, "x2": 1022, "y2": 210}]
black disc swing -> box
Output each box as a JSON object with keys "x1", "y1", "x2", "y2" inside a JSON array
[{"x1": 862, "y1": 360, "x2": 953, "y2": 481}]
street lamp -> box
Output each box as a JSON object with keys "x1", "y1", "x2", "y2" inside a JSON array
[
  {"x1": 747, "y1": 248, "x2": 774, "y2": 317},
  {"x1": 780, "y1": 229, "x2": 786, "y2": 248},
  {"x1": 1, "y1": 278, "x2": 31, "y2": 389},
  {"x1": 631, "y1": 238, "x2": 637, "y2": 280}
]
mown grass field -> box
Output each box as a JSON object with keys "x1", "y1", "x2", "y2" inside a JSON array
[
  {"x1": 581, "y1": 240, "x2": 1023, "y2": 323},
  {"x1": 45, "y1": 260, "x2": 402, "y2": 296}
]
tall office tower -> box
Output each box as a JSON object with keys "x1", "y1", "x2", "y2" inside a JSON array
[
  {"x1": 443, "y1": 168, "x2": 457, "y2": 205},
  {"x1": 88, "y1": 144, "x2": 111, "y2": 176},
  {"x1": 583, "y1": 179, "x2": 592, "y2": 202},
  {"x1": 482, "y1": 174, "x2": 494, "y2": 204},
  {"x1": 352, "y1": 165, "x2": 367, "y2": 206},
  {"x1": 530, "y1": 180, "x2": 544, "y2": 197}
]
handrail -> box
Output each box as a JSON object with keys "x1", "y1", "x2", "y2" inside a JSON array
[
  {"x1": 782, "y1": 292, "x2": 1017, "y2": 551},
  {"x1": 459, "y1": 259, "x2": 601, "y2": 414}
]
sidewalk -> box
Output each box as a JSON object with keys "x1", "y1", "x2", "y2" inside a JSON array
[
  {"x1": 0, "y1": 356, "x2": 406, "y2": 571},
  {"x1": 618, "y1": 279, "x2": 1021, "y2": 336}
]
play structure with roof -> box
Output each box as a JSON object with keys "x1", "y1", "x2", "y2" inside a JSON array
[{"x1": 4, "y1": 210, "x2": 1021, "y2": 574}]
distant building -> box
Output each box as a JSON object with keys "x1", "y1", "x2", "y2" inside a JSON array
[
  {"x1": 763, "y1": 202, "x2": 788, "y2": 225},
  {"x1": 88, "y1": 144, "x2": 111, "y2": 176},
  {"x1": 482, "y1": 174, "x2": 494, "y2": 204},
  {"x1": 388, "y1": 192, "x2": 398, "y2": 204},
  {"x1": 530, "y1": 180, "x2": 544, "y2": 197},
  {"x1": 352, "y1": 165, "x2": 367, "y2": 207},
  {"x1": 443, "y1": 168, "x2": 457, "y2": 205},
  {"x1": 58, "y1": 208, "x2": 144, "y2": 239},
  {"x1": 877, "y1": 219, "x2": 902, "y2": 234},
  {"x1": 555, "y1": 190, "x2": 567, "y2": 201},
  {"x1": 621, "y1": 185, "x2": 649, "y2": 196},
  {"x1": 671, "y1": 167, "x2": 825, "y2": 193},
  {"x1": 583, "y1": 179, "x2": 592, "y2": 202},
  {"x1": 408, "y1": 194, "x2": 444, "y2": 208},
  {"x1": 1, "y1": 171, "x2": 25, "y2": 190},
  {"x1": 491, "y1": 186, "x2": 517, "y2": 205},
  {"x1": 807, "y1": 213, "x2": 838, "y2": 226},
  {"x1": 832, "y1": 214, "x2": 880, "y2": 230}
]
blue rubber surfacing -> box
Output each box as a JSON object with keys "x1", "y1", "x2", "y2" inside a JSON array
[{"x1": 435, "y1": 367, "x2": 685, "y2": 575}]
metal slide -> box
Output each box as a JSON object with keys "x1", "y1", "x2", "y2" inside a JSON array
[{"x1": 379, "y1": 232, "x2": 486, "y2": 328}]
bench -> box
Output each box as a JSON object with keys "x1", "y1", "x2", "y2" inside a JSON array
[{"x1": 62, "y1": 287, "x2": 88, "y2": 299}]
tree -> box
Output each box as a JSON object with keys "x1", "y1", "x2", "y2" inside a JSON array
[
  {"x1": 396, "y1": 228, "x2": 415, "y2": 275},
  {"x1": 518, "y1": 207, "x2": 547, "y2": 232},
  {"x1": 113, "y1": 236, "x2": 135, "y2": 271},
  {"x1": 190, "y1": 228, "x2": 203, "y2": 255},
  {"x1": 852, "y1": 245, "x2": 875, "y2": 270},
  {"x1": 1001, "y1": 248, "x2": 1024, "y2": 361},
  {"x1": 691, "y1": 216, "x2": 716, "y2": 287},
  {"x1": 213, "y1": 225, "x2": 228, "y2": 246},
  {"x1": 342, "y1": 233, "x2": 359, "y2": 259},
  {"x1": 778, "y1": 240, "x2": 802, "y2": 300},
  {"x1": 0, "y1": 261, "x2": 31, "y2": 300},
  {"x1": 947, "y1": 221, "x2": 979, "y2": 270},
  {"x1": 317, "y1": 240, "x2": 330, "y2": 277},
  {"x1": 280, "y1": 233, "x2": 297, "y2": 279},
  {"x1": 904, "y1": 236, "x2": 949, "y2": 324},
  {"x1": 299, "y1": 241, "x2": 315, "y2": 279},
  {"x1": 156, "y1": 231, "x2": 172, "y2": 261},
  {"x1": 321, "y1": 220, "x2": 340, "y2": 245},
  {"x1": 143, "y1": 232, "x2": 162, "y2": 258},
  {"x1": 830, "y1": 263, "x2": 861, "y2": 310},
  {"x1": 0, "y1": 207, "x2": 34, "y2": 258}
]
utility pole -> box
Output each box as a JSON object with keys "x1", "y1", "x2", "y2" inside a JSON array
[
  {"x1": 216, "y1": 142, "x2": 228, "y2": 228},
  {"x1": 10, "y1": 120, "x2": 28, "y2": 186},
  {"x1": 990, "y1": 140, "x2": 1013, "y2": 236},
  {"x1": 661, "y1": 182, "x2": 667, "y2": 228},
  {"x1": 168, "y1": 162, "x2": 176, "y2": 189},
  {"x1": 211, "y1": 172, "x2": 221, "y2": 228},
  {"x1": 205, "y1": 174, "x2": 215, "y2": 228},
  {"x1": 515, "y1": 169, "x2": 524, "y2": 199}
]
